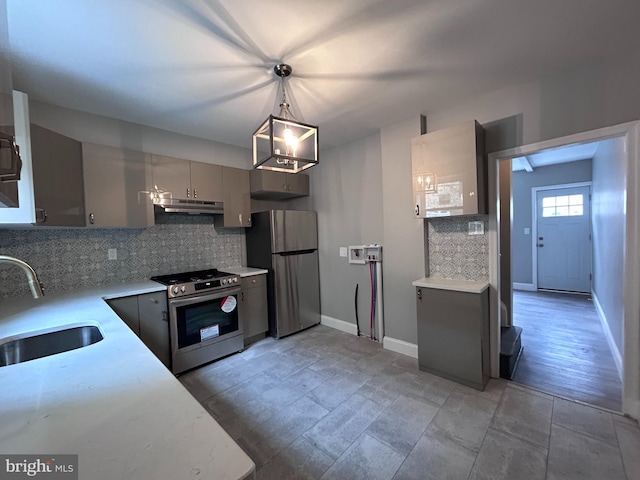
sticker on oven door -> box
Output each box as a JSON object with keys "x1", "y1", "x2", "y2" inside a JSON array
[
  {"x1": 200, "y1": 324, "x2": 220, "y2": 341},
  {"x1": 220, "y1": 295, "x2": 237, "y2": 313}
]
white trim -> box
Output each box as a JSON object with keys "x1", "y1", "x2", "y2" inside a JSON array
[
  {"x1": 383, "y1": 336, "x2": 418, "y2": 358},
  {"x1": 489, "y1": 120, "x2": 640, "y2": 419},
  {"x1": 320, "y1": 315, "x2": 358, "y2": 335},
  {"x1": 513, "y1": 282, "x2": 536, "y2": 292},
  {"x1": 592, "y1": 292, "x2": 623, "y2": 381},
  {"x1": 531, "y1": 181, "x2": 592, "y2": 290}
]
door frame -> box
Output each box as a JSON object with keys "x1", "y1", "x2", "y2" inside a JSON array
[
  {"x1": 488, "y1": 121, "x2": 640, "y2": 419},
  {"x1": 531, "y1": 181, "x2": 593, "y2": 291}
]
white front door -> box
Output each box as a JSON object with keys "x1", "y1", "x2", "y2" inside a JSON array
[{"x1": 536, "y1": 185, "x2": 592, "y2": 293}]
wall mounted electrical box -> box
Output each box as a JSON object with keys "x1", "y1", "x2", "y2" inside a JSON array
[
  {"x1": 363, "y1": 245, "x2": 382, "y2": 262},
  {"x1": 348, "y1": 245, "x2": 365, "y2": 264}
]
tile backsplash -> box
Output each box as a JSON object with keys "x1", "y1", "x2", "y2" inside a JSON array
[
  {"x1": 427, "y1": 215, "x2": 489, "y2": 281},
  {"x1": 0, "y1": 214, "x2": 244, "y2": 299}
]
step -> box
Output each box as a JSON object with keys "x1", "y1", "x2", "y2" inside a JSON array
[{"x1": 500, "y1": 326, "x2": 523, "y2": 380}]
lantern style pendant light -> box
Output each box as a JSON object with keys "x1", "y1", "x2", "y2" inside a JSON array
[{"x1": 252, "y1": 64, "x2": 319, "y2": 173}]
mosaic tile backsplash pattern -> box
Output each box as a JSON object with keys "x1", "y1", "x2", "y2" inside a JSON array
[
  {"x1": 427, "y1": 215, "x2": 489, "y2": 281},
  {"x1": 0, "y1": 214, "x2": 244, "y2": 299}
]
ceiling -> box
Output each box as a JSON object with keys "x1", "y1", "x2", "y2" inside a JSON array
[
  {"x1": 6, "y1": 0, "x2": 640, "y2": 150},
  {"x1": 512, "y1": 141, "x2": 600, "y2": 172}
]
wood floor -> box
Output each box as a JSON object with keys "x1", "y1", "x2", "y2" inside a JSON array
[{"x1": 511, "y1": 290, "x2": 622, "y2": 412}]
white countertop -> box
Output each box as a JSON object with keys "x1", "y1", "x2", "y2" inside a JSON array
[
  {"x1": 412, "y1": 277, "x2": 490, "y2": 294},
  {"x1": 225, "y1": 267, "x2": 268, "y2": 277},
  {"x1": 0, "y1": 282, "x2": 255, "y2": 480}
]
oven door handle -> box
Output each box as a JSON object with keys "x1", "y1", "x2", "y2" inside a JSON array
[{"x1": 168, "y1": 287, "x2": 241, "y2": 307}]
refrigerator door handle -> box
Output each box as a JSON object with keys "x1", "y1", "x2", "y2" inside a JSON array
[{"x1": 277, "y1": 249, "x2": 316, "y2": 256}]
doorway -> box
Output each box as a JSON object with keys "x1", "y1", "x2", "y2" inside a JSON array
[
  {"x1": 534, "y1": 183, "x2": 592, "y2": 293},
  {"x1": 487, "y1": 121, "x2": 640, "y2": 419}
]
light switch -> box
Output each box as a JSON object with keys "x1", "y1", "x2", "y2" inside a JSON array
[
  {"x1": 108, "y1": 248, "x2": 117, "y2": 260},
  {"x1": 339, "y1": 247, "x2": 348, "y2": 257},
  {"x1": 524, "y1": 228, "x2": 530, "y2": 235}
]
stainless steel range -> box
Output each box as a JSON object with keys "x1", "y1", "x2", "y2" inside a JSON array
[{"x1": 151, "y1": 269, "x2": 242, "y2": 374}]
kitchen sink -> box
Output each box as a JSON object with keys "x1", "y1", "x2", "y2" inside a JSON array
[{"x1": 0, "y1": 325, "x2": 104, "y2": 367}]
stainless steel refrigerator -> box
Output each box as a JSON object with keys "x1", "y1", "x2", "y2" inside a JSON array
[{"x1": 246, "y1": 210, "x2": 320, "y2": 338}]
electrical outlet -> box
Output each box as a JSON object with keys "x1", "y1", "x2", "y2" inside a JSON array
[
  {"x1": 468, "y1": 221, "x2": 484, "y2": 235},
  {"x1": 339, "y1": 247, "x2": 348, "y2": 257},
  {"x1": 108, "y1": 248, "x2": 117, "y2": 260}
]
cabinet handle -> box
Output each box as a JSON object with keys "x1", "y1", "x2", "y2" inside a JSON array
[
  {"x1": 35, "y1": 208, "x2": 48, "y2": 223},
  {"x1": 417, "y1": 288, "x2": 422, "y2": 300},
  {"x1": 415, "y1": 205, "x2": 420, "y2": 216},
  {"x1": 186, "y1": 187, "x2": 190, "y2": 198},
  {"x1": 89, "y1": 212, "x2": 95, "y2": 225},
  {"x1": 150, "y1": 297, "x2": 158, "y2": 304},
  {"x1": 241, "y1": 292, "x2": 244, "y2": 301},
  {"x1": 239, "y1": 213, "x2": 242, "y2": 225},
  {"x1": 283, "y1": 183, "x2": 287, "y2": 191}
]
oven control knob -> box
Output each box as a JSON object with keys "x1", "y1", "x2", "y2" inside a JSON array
[
  {"x1": 172, "y1": 286, "x2": 180, "y2": 295},
  {"x1": 232, "y1": 277, "x2": 238, "y2": 283},
  {"x1": 222, "y1": 278, "x2": 228, "y2": 285},
  {"x1": 180, "y1": 285, "x2": 186, "y2": 293}
]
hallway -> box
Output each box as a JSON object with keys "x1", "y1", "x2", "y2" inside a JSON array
[{"x1": 512, "y1": 290, "x2": 622, "y2": 411}]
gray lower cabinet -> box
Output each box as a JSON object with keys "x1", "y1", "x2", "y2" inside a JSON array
[
  {"x1": 106, "y1": 292, "x2": 170, "y2": 368},
  {"x1": 240, "y1": 274, "x2": 268, "y2": 342},
  {"x1": 416, "y1": 286, "x2": 489, "y2": 390},
  {"x1": 106, "y1": 295, "x2": 140, "y2": 335}
]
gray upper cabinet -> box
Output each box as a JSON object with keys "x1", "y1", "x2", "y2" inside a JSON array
[
  {"x1": 411, "y1": 120, "x2": 486, "y2": 218},
  {"x1": 151, "y1": 154, "x2": 223, "y2": 202},
  {"x1": 250, "y1": 169, "x2": 309, "y2": 200},
  {"x1": 31, "y1": 124, "x2": 85, "y2": 226},
  {"x1": 190, "y1": 160, "x2": 223, "y2": 202},
  {"x1": 221, "y1": 166, "x2": 251, "y2": 227},
  {"x1": 83, "y1": 143, "x2": 154, "y2": 228}
]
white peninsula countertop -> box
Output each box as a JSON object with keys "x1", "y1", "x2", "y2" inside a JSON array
[
  {"x1": 412, "y1": 277, "x2": 489, "y2": 294},
  {"x1": 0, "y1": 282, "x2": 255, "y2": 480},
  {"x1": 225, "y1": 267, "x2": 268, "y2": 277}
]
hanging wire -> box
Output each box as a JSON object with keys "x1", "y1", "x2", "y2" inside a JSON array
[{"x1": 277, "y1": 76, "x2": 300, "y2": 121}]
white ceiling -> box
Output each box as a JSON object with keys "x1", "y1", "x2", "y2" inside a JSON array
[
  {"x1": 512, "y1": 141, "x2": 601, "y2": 172},
  {"x1": 7, "y1": 0, "x2": 640, "y2": 149}
]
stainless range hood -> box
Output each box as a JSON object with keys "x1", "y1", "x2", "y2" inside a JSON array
[{"x1": 153, "y1": 197, "x2": 223, "y2": 215}]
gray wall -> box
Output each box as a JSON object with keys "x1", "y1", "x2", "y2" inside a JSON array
[
  {"x1": 29, "y1": 100, "x2": 252, "y2": 168},
  {"x1": 380, "y1": 118, "x2": 423, "y2": 343},
  {"x1": 511, "y1": 160, "x2": 593, "y2": 285},
  {"x1": 294, "y1": 133, "x2": 384, "y2": 330},
  {"x1": 0, "y1": 214, "x2": 243, "y2": 299},
  {"x1": 592, "y1": 136, "x2": 626, "y2": 353},
  {"x1": 356, "y1": 46, "x2": 640, "y2": 346}
]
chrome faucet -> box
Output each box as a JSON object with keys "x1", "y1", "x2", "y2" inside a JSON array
[{"x1": 0, "y1": 255, "x2": 45, "y2": 298}]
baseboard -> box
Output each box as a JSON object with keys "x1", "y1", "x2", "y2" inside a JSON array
[
  {"x1": 320, "y1": 315, "x2": 358, "y2": 335},
  {"x1": 320, "y1": 315, "x2": 418, "y2": 359},
  {"x1": 513, "y1": 282, "x2": 536, "y2": 292},
  {"x1": 383, "y1": 336, "x2": 418, "y2": 358},
  {"x1": 624, "y1": 398, "x2": 640, "y2": 421},
  {"x1": 592, "y1": 291, "x2": 623, "y2": 381}
]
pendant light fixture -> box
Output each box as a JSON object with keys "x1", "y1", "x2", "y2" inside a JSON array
[{"x1": 252, "y1": 64, "x2": 318, "y2": 173}]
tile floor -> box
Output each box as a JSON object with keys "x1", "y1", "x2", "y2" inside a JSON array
[{"x1": 179, "y1": 325, "x2": 640, "y2": 480}]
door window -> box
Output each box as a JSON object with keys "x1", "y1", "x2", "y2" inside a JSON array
[{"x1": 542, "y1": 194, "x2": 584, "y2": 217}]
